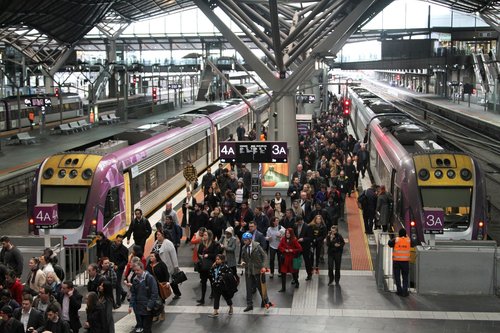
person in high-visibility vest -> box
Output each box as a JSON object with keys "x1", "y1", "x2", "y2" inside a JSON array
[
  {"x1": 28, "y1": 111, "x2": 35, "y2": 130},
  {"x1": 388, "y1": 228, "x2": 411, "y2": 297}
]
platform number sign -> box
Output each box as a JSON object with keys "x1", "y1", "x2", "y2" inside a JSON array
[
  {"x1": 423, "y1": 207, "x2": 444, "y2": 234},
  {"x1": 219, "y1": 141, "x2": 287, "y2": 163}
]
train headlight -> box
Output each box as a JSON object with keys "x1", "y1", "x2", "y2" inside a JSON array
[
  {"x1": 64, "y1": 158, "x2": 72, "y2": 165},
  {"x1": 82, "y1": 168, "x2": 93, "y2": 180},
  {"x1": 436, "y1": 158, "x2": 443, "y2": 166},
  {"x1": 418, "y1": 169, "x2": 430, "y2": 181},
  {"x1": 434, "y1": 170, "x2": 443, "y2": 179},
  {"x1": 42, "y1": 168, "x2": 54, "y2": 179},
  {"x1": 460, "y1": 168, "x2": 472, "y2": 181},
  {"x1": 69, "y1": 170, "x2": 78, "y2": 179},
  {"x1": 447, "y1": 170, "x2": 455, "y2": 179},
  {"x1": 58, "y1": 169, "x2": 66, "y2": 178}
]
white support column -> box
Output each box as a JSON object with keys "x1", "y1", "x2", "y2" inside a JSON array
[{"x1": 273, "y1": 95, "x2": 299, "y2": 174}]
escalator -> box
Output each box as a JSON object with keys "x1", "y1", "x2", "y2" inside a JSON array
[{"x1": 196, "y1": 63, "x2": 215, "y2": 101}]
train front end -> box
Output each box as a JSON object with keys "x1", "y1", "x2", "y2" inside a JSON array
[
  {"x1": 29, "y1": 153, "x2": 103, "y2": 245},
  {"x1": 412, "y1": 153, "x2": 488, "y2": 243}
]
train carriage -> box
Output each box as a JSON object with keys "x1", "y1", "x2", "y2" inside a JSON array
[
  {"x1": 348, "y1": 86, "x2": 488, "y2": 244},
  {"x1": 28, "y1": 93, "x2": 270, "y2": 245}
]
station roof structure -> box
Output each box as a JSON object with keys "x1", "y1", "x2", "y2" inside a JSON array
[{"x1": 0, "y1": 0, "x2": 498, "y2": 75}]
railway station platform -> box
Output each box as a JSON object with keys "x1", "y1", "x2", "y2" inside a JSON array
[
  {"x1": 104, "y1": 181, "x2": 500, "y2": 333},
  {"x1": 369, "y1": 79, "x2": 500, "y2": 141},
  {"x1": 0, "y1": 102, "x2": 208, "y2": 177}
]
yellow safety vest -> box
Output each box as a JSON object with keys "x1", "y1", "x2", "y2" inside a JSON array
[{"x1": 392, "y1": 236, "x2": 410, "y2": 261}]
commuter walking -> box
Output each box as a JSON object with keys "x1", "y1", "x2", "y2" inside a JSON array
[
  {"x1": 0, "y1": 236, "x2": 23, "y2": 278},
  {"x1": 126, "y1": 209, "x2": 152, "y2": 253},
  {"x1": 277, "y1": 228, "x2": 302, "y2": 292},
  {"x1": 208, "y1": 254, "x2": 237, "y2": 317},
  {"x1": 266, "y1": 217, "x2": 285, "y2": 278},
  {"x1": 376, "y1": 185, "x2": 393, "y2": 232},
  {"x1": 388, "y1": 228, "x2": 410, "y2": 297},
  {"x1": 218, "y1": 227, "x2": 237, "y2": 275},
  {"x1": 240, "y1": 232, "x2": 272, "y2": 312},
  {"x1": 326, "y1": 225, "x2": 345, "y2": 285},
  {"x1": 128, "y1": 262, "x2": 159, "y2": 333},
  {"x1": 358, "y1": 184, "x2": 378, "y2": 234},
  {"x1": 196, "y1": 230, "x2": 219, "y2": 306}
]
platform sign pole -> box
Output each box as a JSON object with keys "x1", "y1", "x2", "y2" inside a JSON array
[{"x1": 250, "y1": 163, "x2": 261, "y2": 209}]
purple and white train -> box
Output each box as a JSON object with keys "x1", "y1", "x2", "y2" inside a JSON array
[{"x1": 28, "y1": 94, "x2": 269, "y2": 245}]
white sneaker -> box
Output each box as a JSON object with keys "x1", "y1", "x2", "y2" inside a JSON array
[{"x1": 135, "y1": 328, "x2": 144, "y2": 333}]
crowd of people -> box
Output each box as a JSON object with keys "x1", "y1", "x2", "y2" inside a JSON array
[{"x1": 0, "y1": 94, "x2": 402, "y2": 332}]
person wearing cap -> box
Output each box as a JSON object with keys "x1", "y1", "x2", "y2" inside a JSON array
[
  {"x1": 234, "y1": 179, "x2": 248, "y2": 209},
  {"x1": 237, "y1": 164, "x2": 252, "y2": 194},
  {"x1": 183, "y1": 160, "x2": 198, "y2": 191},
  {"x1": 0, "y1": 305, "x2": 24, "y2": 333},
  {"x1": 218, "y1": 227, "x2": 237, "y2": 275},
  {"x1": 240, "y1": 232, "x2": 271, "y2": 312}
]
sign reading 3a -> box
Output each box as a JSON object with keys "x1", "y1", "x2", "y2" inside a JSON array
[{"x1": 219, "y1": 141, "x2": 288, "y2": 163}]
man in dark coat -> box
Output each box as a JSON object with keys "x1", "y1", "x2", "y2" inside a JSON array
[
  {"x1": 109, "y1": 234, "x2": 129, "y2": 307},
  {"x1": 13, "y1": 294, "x2": 44, "y2": 333},
  {"x1": 358, "y1": 184, "x2": 378, "y2": 234},
  {"x1": 293, "y1": 215, "x2": 313, "y2": 281},
  {"x1": 0, "y1": 236, "x2": 23, "y2": 278},
  {"x1": 125, "y1": 209, "x2": 152, "y2": 253},
  {"x1": 0, "y1": 305, "x2": 24, "y2": 333},
  {"x1": 56, "y1": 281, "x2": 82, "y2": 333}
]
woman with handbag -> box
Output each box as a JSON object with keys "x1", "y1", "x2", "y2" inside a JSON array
[
  {"x1": 196, "y1": 230, "x2": 219, "y2": 305},
  {"x1": 146, "y1": 252, "x2": 169, "y2": 321},
  {"x1": 277, "y1": 228, "x2": 302, "y2": 292},
  {"x1": 208, "y1": 254, "x2": 236, "y2": 317},
  {"x1": 153, "y1": 230, "x2": 182, "y2": 299}
]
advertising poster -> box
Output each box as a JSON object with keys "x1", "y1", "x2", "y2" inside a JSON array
[{"x1": 261, "y1": 162, "x2": 289, "y2": 188}]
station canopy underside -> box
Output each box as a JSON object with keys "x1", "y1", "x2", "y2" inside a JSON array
[{"x1": 0, "y1": 0, "x2": 498, "y2": 74}]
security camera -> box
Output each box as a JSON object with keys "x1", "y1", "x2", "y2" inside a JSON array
[{"x1": 272, "y1": 111, "x2": 278, "y2": 118}]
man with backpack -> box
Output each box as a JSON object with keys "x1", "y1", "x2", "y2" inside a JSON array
[{"x1": 358, "y1": 184, "x2": 378, "y2": 234}]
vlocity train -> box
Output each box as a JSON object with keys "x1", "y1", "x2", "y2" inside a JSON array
[
  {"x1": 348, "y1": 86, "x2": 488, "y2": 244},
  {"x1": 28, "y1": 93, "x2": 270, "y2": 245},
  {"x1": 0, "y1": 93, "x2": 82, "y2": 131}
]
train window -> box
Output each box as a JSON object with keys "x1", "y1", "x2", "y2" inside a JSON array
[
  {"x1": 157, "y1": 162, "x2": 167, "y2": 185},
  {"x1": 132, "y1": 174, "x2": 147, "y2": 200},
  {"x1": 146, "y1": 168, "x2": 158, "y2": 192},
  {"x1": 166, "y1": 158, "x2": 176, "y2": 179},
  {"x1": 420, "y1": 187, "x2": 472, "y2": 230},
  {"x1": 103, "y1": 187, "x2": 120, "y2": 224},
  {"x1": 41, "y1": 186, "x2": 88, "y2": 229}
]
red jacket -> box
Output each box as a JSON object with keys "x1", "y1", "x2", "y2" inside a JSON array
[
  {"x1": 278, "y1": 238, "x2": 302, "y2": 273},
  {"x1": 9, "y1": 278, "x2": 23, "y2": 304}
]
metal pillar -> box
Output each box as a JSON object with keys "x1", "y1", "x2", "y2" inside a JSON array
[{"x1": 273, "y1": 95, "x2": 299, "y2": 174}]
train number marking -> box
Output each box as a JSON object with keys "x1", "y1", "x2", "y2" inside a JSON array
[{"x1": 36, "y1": 210, "x2": 58, "y2": 222}]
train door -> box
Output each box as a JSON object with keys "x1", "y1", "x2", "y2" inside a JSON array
[
  {"x1": 123, "y1": 172, "x2": 133, "y2": 228},
  {"x1": 389, "y1": 169, "x2": 397, "y2": 226}
]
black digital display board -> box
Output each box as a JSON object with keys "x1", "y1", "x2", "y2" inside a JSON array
[{"x1": 219, "y1": 141, "x2": 288, "y2": 163}]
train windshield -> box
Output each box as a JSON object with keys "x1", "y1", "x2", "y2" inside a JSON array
[
  {"x1": 420, "y1": 187, "x2": 472, "y2": 230},
  {"x1": 42, "y1": 186, "x2": 88, "y2": 229}
]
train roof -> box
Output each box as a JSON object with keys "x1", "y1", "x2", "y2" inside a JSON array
[
  {"x1": 377, "y1": 116, "x2": 436, "y2": 150},
  {"x1": 114, "y1": 118, "x2": 192, "y2": 145},
  {"x1": 186, "y1": 103, "x2": 227, "y2": 115}
]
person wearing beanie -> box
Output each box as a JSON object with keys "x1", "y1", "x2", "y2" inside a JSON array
[{"x1": 218, "y1": 227, "x2": 237, "y2": 275}]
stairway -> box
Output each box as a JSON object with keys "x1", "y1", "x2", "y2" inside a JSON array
[{"x1": 196, "y1": 64, "x2": 215, "y2": 101}]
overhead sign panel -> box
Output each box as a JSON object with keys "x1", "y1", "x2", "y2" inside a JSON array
[{"x1": 219, "y1": 141, "x2": 288, "y2": 163}]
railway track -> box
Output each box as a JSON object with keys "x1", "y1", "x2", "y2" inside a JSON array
[{"x1": 0, "y1": 195, "x2": 27, "y2": 225}]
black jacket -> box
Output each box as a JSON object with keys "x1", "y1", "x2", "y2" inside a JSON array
[
  {"x1": 86, "y1": 303, "x2": 107, "y2": 333},
  {"x1": 125, "y1": 217, "x2": 152, "y2": 244},
  {"x1": 56, "y1": 289, "x2": 83, "y2": 333},
  {"x1": 96, "y1": 238, "x2": 112, "y2": 259},
  {"x1": 294, "y1": 222, "x2": 313, "y2": 250},
  {"x1": 37, "y1": 318, "x2": 71, "y2": 333},
  {"x1": 13, "y1": 307, "x2": 44, "y2": 331},
  {"x1": 0, "y1": 317, "x2": 24, "y2": 333},
  {"x1": 110, "y1": 243, "x2": 129, "y2": 271}
]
